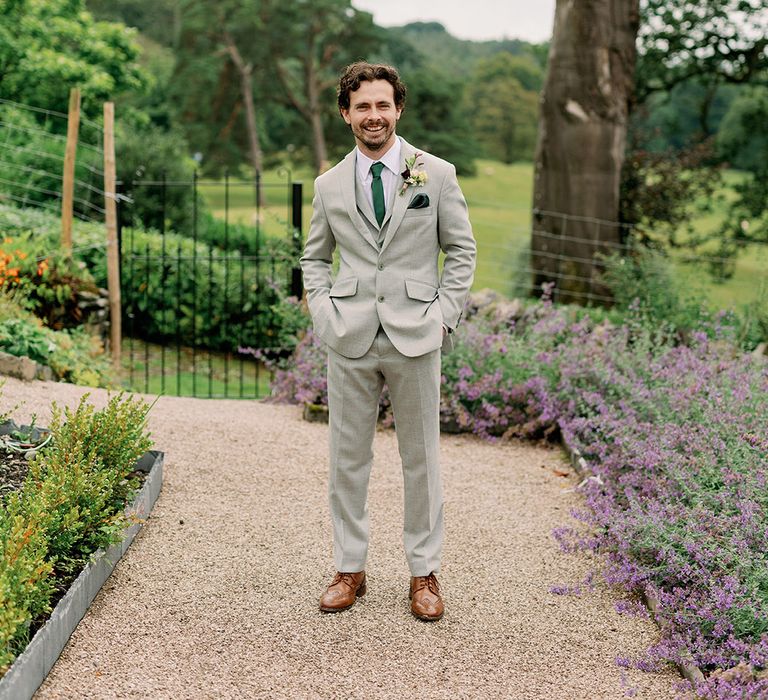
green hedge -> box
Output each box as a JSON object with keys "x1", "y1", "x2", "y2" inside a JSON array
[
  {"x1": 0, "y1": 204, "x2": 309, "y2": 353},
  {"x1": 0, "y1": 391, "x2": 153, "y2": 676}
]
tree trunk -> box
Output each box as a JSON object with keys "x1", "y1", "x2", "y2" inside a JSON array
[
  {"x1": 304, "y1": 37, "x2": 330, "y2": 174},
  {"x1": 530, "y1": 0, "x2": 640, "y2": 305},
  {"x1": 224, "y1": 33, "x2": 265, "y2": 208},
  {"x1": 239, "y1": 63, "x2": 265, "y2": 209}
]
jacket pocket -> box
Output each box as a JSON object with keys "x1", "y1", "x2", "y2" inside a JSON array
[
  {"x1": 405, "y1": 278, "x2": 439, "y2": 302},
  {"x1": 403, "y1": 206, "x2": 433, "y2": 218},
  {"x1": 329, "y1": 277, "x2": 358, "y2": 298}
]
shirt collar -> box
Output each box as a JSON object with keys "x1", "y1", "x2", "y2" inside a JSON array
[{"x1": 355, "y1": 137, "x2": 402, "y2": 179}]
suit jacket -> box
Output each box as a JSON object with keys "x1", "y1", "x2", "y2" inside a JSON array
[{"x1": 300, "y1": 137, "x2": 477, "y2": 359}]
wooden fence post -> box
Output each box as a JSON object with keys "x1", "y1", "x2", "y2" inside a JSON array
[
  {"x1": 103, "y1": 102, "x2": 121, "y2": 370},
  {"x1": 61, "y1": 87, "x2": 80, "y2": 255}
]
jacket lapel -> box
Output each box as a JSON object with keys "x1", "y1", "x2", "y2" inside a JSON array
[
  {"x1": 380, "y1": 138, "x2": 416, "y2": 254},
  {"x1": 338, "y1": 149, "x2": 380, "y2": 252}
]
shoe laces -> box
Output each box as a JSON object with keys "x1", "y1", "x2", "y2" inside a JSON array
[
  {"x1": 331, "y1": 572, "x2": 360, "y2": 590},
  {"x1": 413, "y1": 573, "x2": 439, "y2": 596}
]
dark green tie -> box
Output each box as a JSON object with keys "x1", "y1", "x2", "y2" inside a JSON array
[{"x1": 370, "y1": 161, "x2": 385, "y2": 226}]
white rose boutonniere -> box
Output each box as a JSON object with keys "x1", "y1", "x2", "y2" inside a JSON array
[{"x1": 399, "y1": 152, "x2": 428, "y2": 195}]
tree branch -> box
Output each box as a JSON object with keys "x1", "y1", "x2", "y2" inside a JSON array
[{"x1": 275, "y1": 61, "x2": 311, "y2": 120}]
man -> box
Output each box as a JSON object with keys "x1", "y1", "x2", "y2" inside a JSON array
[{"x1": 300, "y1": 62, "x2": 476, "y2": 621}]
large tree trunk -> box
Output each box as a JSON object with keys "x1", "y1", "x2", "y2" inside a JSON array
[{"x1": 530, "y1": 0, "x2": 640, "y2": 305}]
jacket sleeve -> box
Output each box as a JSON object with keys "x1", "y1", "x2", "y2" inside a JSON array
[
  {"x1": 436, "y1": 164, "x2": 476, "y2": 331},
  {"x1": 299, "y1": 183, "x2": 335, "y2": 321}
]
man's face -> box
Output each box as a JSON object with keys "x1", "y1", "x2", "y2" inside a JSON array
[{"x1": 341, "y1": 79, "x2": 402, "y2": 158}]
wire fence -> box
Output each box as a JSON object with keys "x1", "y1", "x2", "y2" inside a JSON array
[
  {"x1": 0, "y1": 97, "x2": 106, "y2": 225},
  {"x1": 470, "y1": 206, "x2": 768, "y2": 310},
  {"x1": 2, "y1": 95, "x2": 766, "y2": 325}
]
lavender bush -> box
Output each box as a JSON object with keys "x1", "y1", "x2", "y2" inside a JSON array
[
  {"x1": 551, "y1": 320, "x2": 768, "y2": 698},
  {"x1": 264, "y1": 289, "x2": 767, "y2": 696}
]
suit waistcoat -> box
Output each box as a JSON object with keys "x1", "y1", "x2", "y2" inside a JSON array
[{"x1": 354, "y1": 170, "x2": 396, "y2": 244}]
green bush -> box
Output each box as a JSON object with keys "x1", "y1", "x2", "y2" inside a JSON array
[
  {"x1": 0, "y1": 204, "x2": 308, "y2": 354},
  {"x1": 0, "y1": 319, "x2": 52, "y2": 364},
  {"x1": 0, "y1": 392, "x2": 153, "y2": 676},
  {"x1": 47, "y1": 326, "x2": 114, "y2": 387},
  {"x1": 0, "y1": 509, "x2": 55, "y2": 673},
  {"x1": 115, "y1": 124, "x2": 200, "y2": 235},
  {"x1": 600, "y1": 245, "x2": 767, "y2": 349},
  {"x1": 0, "y1": 290, "x2": 114, "y2": 387},
  {"x1": 116, "y1": 226, "x2": 305, "y2": 351}
]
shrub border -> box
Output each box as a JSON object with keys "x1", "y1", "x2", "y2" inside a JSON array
[
  {"x1": 561, "y1": 437, "x2": 706, "y2": 686},
  {"x1": 0, "y1": 449, "x2": 164, "y2": 700}
]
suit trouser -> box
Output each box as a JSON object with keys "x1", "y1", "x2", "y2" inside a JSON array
[{"x1": 326, "y1": 328, "x2": 443, "y2": 577}]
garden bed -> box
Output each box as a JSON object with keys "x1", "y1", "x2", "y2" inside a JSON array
[
  {"x1": 269, "y1": 288, "x2": 768, "y2": 698},
  {"x1": 0, "y1": 449, "x2": 163, "y2": 700},
  {"x1": 0, "y1": 391, "x2": 157, "y2": 696}
]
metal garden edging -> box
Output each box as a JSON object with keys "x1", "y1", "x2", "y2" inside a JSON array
[{"x1": 0, "y1": 450, "x2": 164, "y2": 700}]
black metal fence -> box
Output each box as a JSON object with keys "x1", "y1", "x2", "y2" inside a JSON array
[{"x1": 117, "y1": 171, "x2": 304, "y2": 399}]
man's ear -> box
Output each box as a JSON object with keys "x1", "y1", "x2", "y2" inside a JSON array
[{"x1": 340, "y1": 108, "x2": 351, "y2": 125}]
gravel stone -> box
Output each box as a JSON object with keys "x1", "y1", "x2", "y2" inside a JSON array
[{"x1": 0, "y1": 377, "x2": 678, "y2": 699}]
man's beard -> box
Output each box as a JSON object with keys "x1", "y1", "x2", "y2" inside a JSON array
[{"x1": 354, "y1": 119, "x2": 395, "y2": 153}]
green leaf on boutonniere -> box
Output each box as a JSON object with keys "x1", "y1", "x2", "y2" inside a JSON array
[{"x1": 400, "y1": 152, "x2": 428, "y2": 195}]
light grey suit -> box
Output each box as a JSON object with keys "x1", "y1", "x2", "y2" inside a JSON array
[{"x1": 300, "y1": 136, "x2": 476, "y2": 576}]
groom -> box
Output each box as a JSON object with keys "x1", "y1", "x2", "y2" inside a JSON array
[{"x1": 300, "y1": 62, "x2": 476, "y2": 621}]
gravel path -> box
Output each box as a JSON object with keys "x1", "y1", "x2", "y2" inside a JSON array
[{"x1": 0, "y1": 376, "x2": 679, "y2": 699}]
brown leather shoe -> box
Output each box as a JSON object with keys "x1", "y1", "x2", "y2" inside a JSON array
[
  {"x1": 409, "y1": 572, "x2": 444, "y2": 621},
  {"x1": 319, "y1": 571, "x2": 367, "y2": 613}
]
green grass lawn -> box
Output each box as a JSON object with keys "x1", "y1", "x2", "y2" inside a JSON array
[
  {"x1": 121, "y1": 337, "x2": 273, "y2": 398},
  {"x1": 197, "y1": 160, "x2": 766, "y2": 311}
]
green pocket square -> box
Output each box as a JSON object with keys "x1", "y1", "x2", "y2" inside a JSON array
[{"x1": 407, "y1": 193, "x2": 430, "y2": 209}]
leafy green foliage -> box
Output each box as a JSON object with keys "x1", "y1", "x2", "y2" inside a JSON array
[
  {"x1": 0, "y1": 391, "x2": 154, "y2": 677},
  {"x1": 259, "y1": 0, "x2": 382, "y2": 172},
  {"x1": 115, "y1": 124, "x2": 200, "y2": 235},
  {"x1": 387, "y1": 22, "x2": 546, "y2": 82},
  {"x1": 398, "y1": 71, "x2": 478, "y2": 176},
  {"x1": 0, "y1": 508, "x2": 55, "y2": 673},
  {"x1": 0, "y1": 0, "x2": 148, "y2": 123},
  {"x1": 118, "y1": 225, "x2": 306, "y2": 351},
  {"x1": 464, "y1": 52, "x2": 540, "y2": 163},
  {"x1": 717, "y1": 87, "x2": 768, "y2": 173},
  {"x1": 600, "y1": 245, "x2": 767, "y2": 350},
  {"x1": 637, "y1": 0, "x2": 768, "y2": 101},
  {"x1": 1, "y1": 203, "x2": 308, "y2": 357},
  {"x1": 0, "y1": 104, "x2": 102, "y2": 219},
  {"x1": 48, "y1": 327, "x2": 114, "y2": 387},
  {"x1": 0, "y1": 319, "x2": 53, "y2": 364},
  {"x1": 619, "y1": 138, "x2": 723, "y2": 246}
]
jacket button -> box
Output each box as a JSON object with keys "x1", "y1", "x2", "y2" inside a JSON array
[{"x1": 377, "y1": 295, "x2": 384, "y2": 303}]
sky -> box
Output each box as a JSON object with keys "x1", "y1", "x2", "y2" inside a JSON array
[{"x1": 351, "y1": 0, "x2": 556, "y2": 44}]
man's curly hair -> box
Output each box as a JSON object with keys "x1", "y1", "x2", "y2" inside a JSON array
[{"x1": 337, "y1": 62, "x2": 407, "y2": 113}]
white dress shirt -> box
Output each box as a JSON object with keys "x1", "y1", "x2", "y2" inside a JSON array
[{"x1": 355, "y1": 138, "x2": 402, "y2": 218}]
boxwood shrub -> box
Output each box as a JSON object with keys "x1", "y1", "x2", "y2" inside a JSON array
[{"x1": 0, "y1": 391, "x2": 153, "y2": 676}]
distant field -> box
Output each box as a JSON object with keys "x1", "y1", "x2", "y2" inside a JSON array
[{"x1": 198, "y1": 161, "x2": 766, "y2": 311}]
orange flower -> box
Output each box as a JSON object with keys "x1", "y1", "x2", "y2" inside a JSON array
[
  {"x1": 37, "y1": 260, "x2": 49, "y2": 276},
  {"x1": 3, "y1": 237, "x2": 12, "y2": 245}
]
